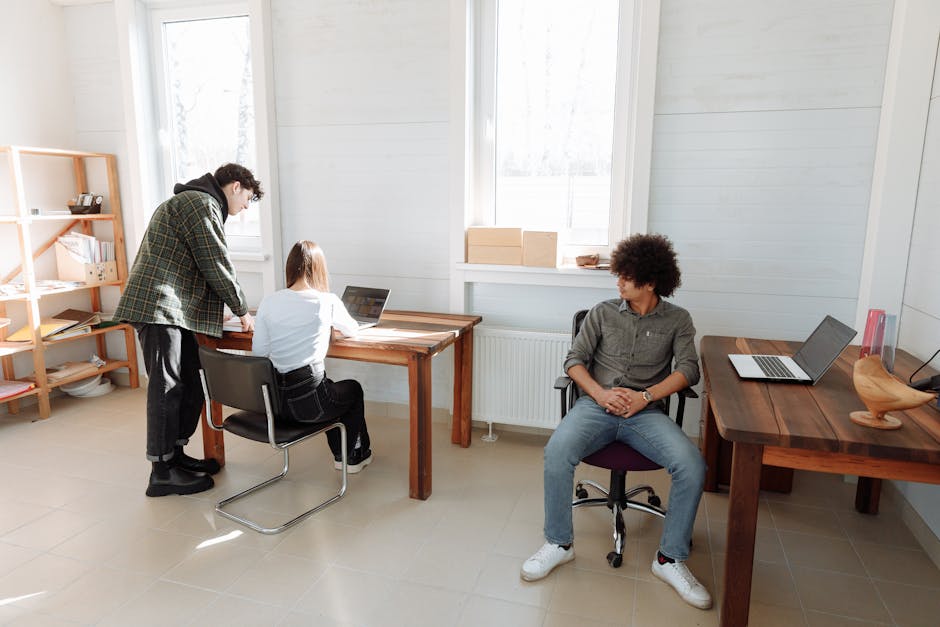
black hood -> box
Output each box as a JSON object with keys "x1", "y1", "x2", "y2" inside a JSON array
[{"x1": 173, "y1": 173, "x2": 228, "y2": 223}]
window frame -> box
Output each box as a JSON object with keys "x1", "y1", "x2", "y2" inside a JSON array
[
  {"x1": 149, "y1": 0, "x2": 262, "y2": 252},
  {"x1": 469, "y1": 0, "x2": 659, "y2": 260}
]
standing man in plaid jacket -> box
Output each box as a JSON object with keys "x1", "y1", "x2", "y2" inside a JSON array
[{"x1": 115, "y1": 164, "x2": 263, "y2": 497}]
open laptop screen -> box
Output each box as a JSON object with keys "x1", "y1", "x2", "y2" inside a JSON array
[
  {"x1": 792, "y1": 315, "x2": 857, "y2": 382},
  {"x1": 341, "y1": 286, "x2": 389, "y2": 325}
]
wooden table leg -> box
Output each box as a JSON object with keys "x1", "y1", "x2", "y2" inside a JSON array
[
  {"x1": 201, "y1": 400, "x2": 226, "y2": 467},
  {"x1": 855, "y1": 477, "x2": 882, "y2": 514},
  {"x1": 409, "y1": 354, "x2": 433, "y2": 499},
  {"x1": 702, "y1": 392, "x2": 721, "y2": 492},
  {"x1": 721, "y1": 441, "x2": 763, "y2": 627},
  {"x1": 451, "y1": 327, "x2": 473, "y2": 448},
  {"x1": 194, "y1": 334, "x2": 225, "y2": 467}
]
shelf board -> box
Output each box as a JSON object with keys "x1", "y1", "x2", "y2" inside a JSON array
[
  {"x1": 0, "y1": 341, "x2": 36, "y2": 357},
  {"x1": 43, "y1": 323, "x2": 131, "y2": 346},
  {"x1": 0, "y1": 281, "x2": 123, "y2": 302},
  {"x1": 44, "y1": 358, "x2": 129, "y2": 390},
  {"x1": 0, "y1": 146, "x2": 111, "y2": 159},
  {"x1": 0, "y1": 214, "x2": 115, "y2": 224},
  {"x1": 0, "y1": 385, "x2": 39, "y2": 404}
]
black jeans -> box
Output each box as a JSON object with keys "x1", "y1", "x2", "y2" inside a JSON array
[
  {"x1": 135, "y1": 323, "x2": 204, "y2": 462},
  {"x1": 278, "y1": 367, "x2": 370, "y2": 459}
]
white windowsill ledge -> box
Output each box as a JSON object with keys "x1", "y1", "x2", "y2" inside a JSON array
[
  {"x1": 230, "y1": 251, "x2": 269, "y2": 263},
  {"x1": 454, "y1": 262, "x2": 615, "y2": 289}
]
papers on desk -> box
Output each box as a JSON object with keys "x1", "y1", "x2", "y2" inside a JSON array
[{"x1": 222, "y1": 316, "x2": 244, "y2": 332}]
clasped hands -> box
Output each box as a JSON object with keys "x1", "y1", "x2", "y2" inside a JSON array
[{"x1": 597, "y1": 387, "x2": 648, "y2": 418}]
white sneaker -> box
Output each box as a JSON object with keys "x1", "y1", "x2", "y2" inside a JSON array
[
  {"x1": 651, "y1": 557, "x2": 713, "y2": 609},
  {"x1": 520, "y1": 542, "x2": 574, "y2": 581}
]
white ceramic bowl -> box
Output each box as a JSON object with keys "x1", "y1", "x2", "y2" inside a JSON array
[
  {"x1": 73, "y1": 379, "x2": 113, "y2": 398},
  {"x1": 60, "y1": 374, "x2": 102, "y2": 396}
]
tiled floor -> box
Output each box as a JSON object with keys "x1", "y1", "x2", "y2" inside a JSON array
[{"x1": 1, "y1": 386, "x2": 939, "y2": 626}]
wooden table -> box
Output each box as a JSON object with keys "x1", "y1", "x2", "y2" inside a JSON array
[
  {"x1": 700, "y1": 336, "x2": 940, "y2": 627},
  {"x1": 197, "y1": 310, "x2": 482, "y2": 500}
]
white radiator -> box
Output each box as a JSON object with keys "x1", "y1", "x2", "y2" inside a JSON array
[{"x1": 472, "y1": 327, "x2": 571, "y2": 430}]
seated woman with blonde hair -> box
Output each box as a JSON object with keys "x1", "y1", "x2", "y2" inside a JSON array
[{"x1": 251, "y1": 240, "x2": 373, "y2": 472}]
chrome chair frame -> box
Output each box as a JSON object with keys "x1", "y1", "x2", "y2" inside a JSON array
[{"x1": 198, "y1": 347, "x2": 348, "y2": 535}]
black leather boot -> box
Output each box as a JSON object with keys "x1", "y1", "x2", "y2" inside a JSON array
[
  {"x1": 173, "y1": 446, "x2": 221, "y2": 475},
  {"x1": 146, "y1": 461, "x2": 214, "y2": 497}
]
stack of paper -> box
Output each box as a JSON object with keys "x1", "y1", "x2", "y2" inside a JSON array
[
  {"x1": 26, "y1": 361, "x2": 99, "y2": 383},
  {"x1": 0, "y1": 380, "x2": 34, "y2": 400},
  {"x1": 6, "y1": 318, "x2": 78, "y2": 342},
  {"x1": 46, "y1": 309, "x2": 100, "y2": 341}
]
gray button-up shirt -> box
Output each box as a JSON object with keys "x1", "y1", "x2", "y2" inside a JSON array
[{"x1": 563, "y1": 298, "x2": 700, "y2": 391}]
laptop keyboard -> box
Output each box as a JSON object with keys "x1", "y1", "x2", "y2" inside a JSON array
[{"x1": 753, "y1": 355, "x2": 798, "y2": 379}]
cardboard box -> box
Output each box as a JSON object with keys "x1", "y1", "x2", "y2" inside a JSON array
[
  {"x1": 466, "y1": 227, "x2": 523, "y2": 264},
  {"x1": 54, "y1": 242, "x2": 118, "y2": 284},
  {"x1": 523, "y1": 231, "x2": 559, "y2": 267},
  {"x1": 467, "y1": 245, "x2": 523, "y2": 265},
  {"x1": 467, "y1": 227, "x2": 522, "y2": 247}
]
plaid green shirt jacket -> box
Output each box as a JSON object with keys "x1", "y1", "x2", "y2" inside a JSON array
[{"x1": 114, "y1": 190, "x2": 248, "y2": 338}]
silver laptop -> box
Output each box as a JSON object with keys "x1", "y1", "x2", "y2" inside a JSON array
[
  {"x1": 728, "y1": 315, "x2": 857, "y2": 384},
  {"x1": 340, "y1": 286, "x2": 390, "y2": 330}
]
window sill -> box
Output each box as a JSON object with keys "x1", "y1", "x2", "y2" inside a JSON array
[
  {"x1": 230, "y1": 251, "x2": 269, "y2": 263},
  {"x1": 454, "y1": 262, "x2": 614, "y2": 289}
]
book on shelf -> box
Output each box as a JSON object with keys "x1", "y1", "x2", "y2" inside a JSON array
[
  {"x1": 0, "y1": 380, "x2": 34, "y2": 400},
  {"x1": 46, "y1": 325, "x2": 93, "y2": 341},
  {"x1": 25, "y1": 361, "x2": 99, "y2": 383},
  {"x1": 51, "y1": 308, "x2": 100, "y2": 327},
  {"x1": 6, "y1": 318, "x2": 79, "y2": 342}
]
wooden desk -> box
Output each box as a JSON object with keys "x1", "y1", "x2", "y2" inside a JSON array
[
  {"x1": 196, "y1": 310, "x2": 482, "y2": 500},
  {"x1": 700, "y1": 336, "x2": 940, "y2": 627}
]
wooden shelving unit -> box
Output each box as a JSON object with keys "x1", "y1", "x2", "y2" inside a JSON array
[{"x1": 0, "y1": 146, "x2": 140, "y2": 419}]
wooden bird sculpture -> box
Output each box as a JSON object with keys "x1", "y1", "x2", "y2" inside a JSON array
[{"x1": 851, "y1": 355, "x2": 938, "y2": 429}]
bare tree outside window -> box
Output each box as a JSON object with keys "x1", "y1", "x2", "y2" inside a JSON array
[
  {"x1": 495, "y1": 0, "x2": 619, "y2": 245},
  {"x1": 163, "y1": 15, "x2": 258, "y2": 240}
]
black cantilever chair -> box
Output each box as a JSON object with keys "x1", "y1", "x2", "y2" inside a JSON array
[
  {"x1": 554, "y1": 309, "x2": 698, "y2": 568},
  {"x1": 198, "y1": 345, "x2": 348, "y2": 535}
]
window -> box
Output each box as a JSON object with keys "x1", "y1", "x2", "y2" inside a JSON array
[
  {"x1": 473, "y1": 0, "x2": 655, "y2": 259},
  {"x1": 151, "y1": 3, "x2": 260, "y2": 251}
]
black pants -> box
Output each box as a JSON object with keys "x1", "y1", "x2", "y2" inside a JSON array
[
  {"x1": 135, "y1": 324, "x2": 204, "y2": 462},
  {"x1": 278, "y1": 367, "x2": 370, "y2": 459}
]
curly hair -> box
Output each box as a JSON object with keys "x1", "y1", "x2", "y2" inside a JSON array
[
  {"x1": 214, "y1": 163, "x2": 264, "y2": 202},
  {"x1": 609, "y1": 233, "x2": 682, "y2": 297}
]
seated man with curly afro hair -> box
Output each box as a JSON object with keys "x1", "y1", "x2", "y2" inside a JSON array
[{"x1": 521, "y1": 233, "x2": 711, "y2": 610}]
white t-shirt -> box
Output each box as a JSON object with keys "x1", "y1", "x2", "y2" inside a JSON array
[{"x1": 251, "y1": 288, "x2": 359, "y2": 374}]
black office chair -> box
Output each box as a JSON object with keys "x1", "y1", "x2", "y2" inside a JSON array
[
  {"x1": 554, "y1": 309, "x2": 698, "y2": 568},
  {"x1": 198, "y1": 345, "x2": 348, "y2": 534}
]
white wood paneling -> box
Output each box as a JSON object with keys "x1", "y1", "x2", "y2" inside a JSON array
[
  {"x1": 272, "y1": 0, "x2": 449, "y2": 127},
  {"x1": 905, "y1": 96, "x2": 940, "y2": 318},
  {"x1": 657, "y1": 0, "x2": 894, "y2": 114},
  {"x1": 650, "y1": 108, "x2": 879, "y2": 307},
  {"x1": 277, "y1": 122, "x2": 449, "y2": 281},
  {"x1": 0, "y1": 0, "x2": 75, "y2": 146},
  {"x1": 62, "y1": 4, "x2": 123, "y2": 134}
]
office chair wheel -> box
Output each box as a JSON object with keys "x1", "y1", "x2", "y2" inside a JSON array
[
  {"x1": 575, "y1": 487, "x2": 588, "y2": 499},
  {"x1": 606, "y1": 551, "x2": 623, "y2": 568},
  {"x1": 648, "y1": 494, "x2": 661, "y2": 507}
]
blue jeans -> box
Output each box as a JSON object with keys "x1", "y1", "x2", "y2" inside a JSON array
[{"x1": 543, "y1": 396, "x2": 705, "y2": 561}]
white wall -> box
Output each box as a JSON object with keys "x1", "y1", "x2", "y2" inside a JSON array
[
  {"x1": 0, "y1": 0, "x2": 75, "y2": 146},
  {"x1": 895, "y1": 26, "x2": 940, "y2": 545},
  {"x1": 652, "y1": 0, "x2": 893, "y2": 341},
  {"x1": 271, "y1": 0, "x2": 453, "y2": 406}
]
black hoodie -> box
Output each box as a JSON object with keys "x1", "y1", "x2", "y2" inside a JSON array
[{"x1": 173, "y1": 173, "x2": 229, "y2": 223}]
